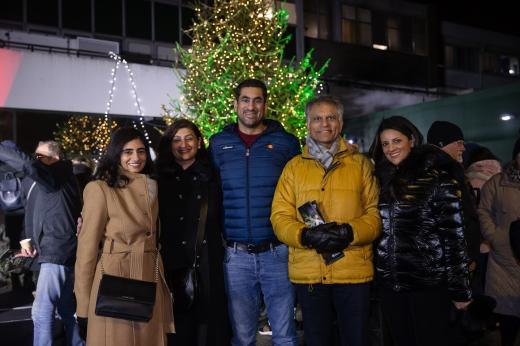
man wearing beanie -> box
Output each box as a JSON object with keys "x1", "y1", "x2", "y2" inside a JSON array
[
  {"x1": 427, "y1": 120, "x2": 466, "y2": 163},
  {"x1": 427, "y1": 121, "x2": 481, "y2": 266}
]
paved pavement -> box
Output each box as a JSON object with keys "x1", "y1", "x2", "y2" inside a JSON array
[{"x1": 0, "y1": 285, "x2": 515, "y2": 346}]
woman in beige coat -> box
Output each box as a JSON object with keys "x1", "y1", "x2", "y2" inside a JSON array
[
  {"x1": 478, "y1": 138, "x2": 520, "y2": 346},
  {"x1": 75, "y1": 127, "x2": 175, "y2": 345}
]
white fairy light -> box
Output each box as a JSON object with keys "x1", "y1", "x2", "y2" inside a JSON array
[{"x1": 101, "y1": 51, "x2": 152, "y2": 149}]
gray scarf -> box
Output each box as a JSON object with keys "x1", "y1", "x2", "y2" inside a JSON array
[{"x1": 306, "y1": 136, "x2": 341, "y2": 169}]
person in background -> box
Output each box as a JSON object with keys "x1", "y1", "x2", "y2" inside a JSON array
[
  {"x1": 271, "y1": 95, "x2": 381, "y2": 346},
  {"x1": 156, "y1": 119, "x2": 229, "y2": 346},
  {"x1": 71, "y1": 156, "x2": 93, "y2": 194},
  {"x1": 478, "y1": 137, "x2": 520, "y2": 346},
  {"x1": 427, "y1": 121, "x2": 481, "y2": 273},
  {"x1": 0, "y1": 140, "x2": 84, "y2": 346},
  {"x1": 370, "y1": 116, "x2": 472, "y2": 346},
  {"x1": 209, "y1": 79, "x2": 300, "y2": 346},
  {"x1": 74, "y1": 127, "x2": 174, "y2": 346},
  {"x1": 464, "y1": 145, "x2": 502, "y2": 295}
]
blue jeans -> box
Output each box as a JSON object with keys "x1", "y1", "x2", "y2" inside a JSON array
[
  {"x1": 224, "y1": 244, "x2": 297, "y2": 346},
  {"x1": 32, "y1": 263, "x2": 84, "y2": 346},
  {"x1": 295, "y1": 283, "x2": 370, "y2": 346}
]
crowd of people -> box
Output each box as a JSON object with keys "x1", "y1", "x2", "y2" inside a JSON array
[{"x1": 0, "y1": 78, "x2": 519, "y2": 346}]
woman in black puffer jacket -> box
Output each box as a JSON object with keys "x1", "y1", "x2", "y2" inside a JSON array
[{"x1": 369, "y1": 116, "x2": 472, "y2": 346}]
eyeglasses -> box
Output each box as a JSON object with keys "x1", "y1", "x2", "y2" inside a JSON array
[{"x1": 34, "y1": 153, "x2": 52, "y2": 160}]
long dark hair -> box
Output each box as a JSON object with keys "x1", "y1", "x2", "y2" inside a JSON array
[
  {"x1": 94, "y1": 127, "x2": 154, "y2": 187},
  {"x1": 369, "y1": 115, "x2": 424, "y2": 165},
  {"x1": 156, "y1": 119, "x2": 207, "y2": 174}
]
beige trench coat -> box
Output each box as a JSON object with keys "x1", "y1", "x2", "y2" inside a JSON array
[
  {"x1": 75, "y1": 172, "x2": 175, "y2": 346},
  {"x1": 478, "y1": 167, "x2": 520, "y2": 317}
]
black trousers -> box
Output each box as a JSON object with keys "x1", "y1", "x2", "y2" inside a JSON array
[
  {"x1": 295, "y1": 283, "x2": 370, "y2": 346},
  {"x1": 497, "y1": 314, "x2": 520, "y2": 346},
  {"x1": 379, "y1": 287, "x2": 451, "y2": 346}
]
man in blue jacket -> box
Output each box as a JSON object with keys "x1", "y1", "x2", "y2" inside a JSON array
[
  {"x1": 210, "y1": 79, "x2": 300, "y2": 346},
  {"x1": 0, "y1": 140, "x2": 83, "y2": 346}
]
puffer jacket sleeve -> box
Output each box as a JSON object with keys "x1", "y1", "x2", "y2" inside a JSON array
[
  {"x1": 346, "y1": 155, "x2": 382, "y2": 246},
  {"x1": 433, "y1": 172, "x2": 471, "y2": 302},
  {"x1": 74, "y1": 181, "x2": 108, "y2": 317},
  {"x1": 271, "y1": 158, "x2": 307, "y2": 248},
  {"x1": 477, "y1": 174, "x2": 500, "y2": 244}
]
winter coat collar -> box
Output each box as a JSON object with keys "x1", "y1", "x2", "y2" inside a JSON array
[
  {"x1": 376, "y1": 144, "x2": 464, "y2": 190},
  {"x1": 501, "y1": 161, "x2": 520, "y2": 187},
  {"x1": 222, "y1": 118, "x2": 286, "y2": 136},
  {"x1": 157, "y1": 157, "x2": 213, "y2": 182},
  {"x1": 302, "y1": 137, "x2": 357, "y2": 161}
]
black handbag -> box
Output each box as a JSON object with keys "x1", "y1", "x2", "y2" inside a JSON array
[
  {"x1": 170, "y1": 185, "x2": 208, "y2": 313},
  {"x1": 170, "y1": 266, "x2": 198, "y2": 312},
  {"x1": 95, "y1": 250, "x2": 159, "y2": 322}
]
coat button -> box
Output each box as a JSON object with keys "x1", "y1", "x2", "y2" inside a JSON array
[
  {"x1": 181, "y1": 241, "x2": 187, "y2": 245},
  {"x1": 179, "y1": 216, "x2": 184, "y2": 221},
  {"x1": 193, "y1": 176, "x2": 197, "y2": 181},
  {"x1": 196, "y1": 194, "x2": 201, "y2": 199},
  {"x1": 202, "y1": 239, "x2": 207, "y2": 244},
  {"x1": 178, "y1": 194, "x2": 183, "y2": 199},
  {"x1": 175, "y1": 176, "x2": 180, "y2": 181}
]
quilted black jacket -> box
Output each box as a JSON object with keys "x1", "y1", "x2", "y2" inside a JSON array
[{"x1": 375, "y1": 145, "x2": 472, "y2": 302}]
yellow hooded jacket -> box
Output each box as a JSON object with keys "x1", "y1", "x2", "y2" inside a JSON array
[{"x1": 271, "y1": 139, "x2": 381, "y2": 284}]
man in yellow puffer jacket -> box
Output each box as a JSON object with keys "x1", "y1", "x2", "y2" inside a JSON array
[{"x1": 271, "y1": 95, "x2": 381, "y2": 346}]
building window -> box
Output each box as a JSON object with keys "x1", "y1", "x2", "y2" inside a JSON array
[
  {"x1": 303, "y1": 0, "x2": 330, "y2": 40},
  {"x1": 0, "y1": 0, "x2": 23, "y2": 22},
  {"x1": 63, "y1": 0, "x2": 91, "y2": 32},
  {"x1": 27, "y1": 0, "x2": 59, "y2": 27},
  {"x1": 500, "y1": 55, "x2": 519, "y2": 76},
  {"x1": 482, "y1": 51, "x2": 499, "y2": 74},
  {"x1": 181, "y1": 6, "x2": 196, "y2": 45},
  {"x1": 95, "y1": 0, "x2": 122, "y2": 36},
  {"x1": 386, "y1": 16, "x2": 400, "y2": 51},
  {"x1": 341, "y1": 5, "x2": 371, "y2": 46},
  {"x1": 444, "y1": 45, "x2": 479, "y2": 72},
  {"x1": 412, "y1": 18, "x2": 426, "y2": 55},
  {"x1": 155, "y1": 2, "x2": 179, "y2": 43},
  {"x1": 125, "y1": 0, "x2": 152, "y2": 40}
]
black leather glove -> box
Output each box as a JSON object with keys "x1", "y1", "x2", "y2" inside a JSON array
[
  {"x1": 77, "y1": 317, "x2": 88, "y2": 341},
  {"x1": 301, "y1": 222, "x2": 337, "y2": 248},
  {"x1": 301, "y1": 222, "x2": 353, "y2": 253},
  {"x1": 316, "y1": 223, "x2": 354, "y2": 253}
]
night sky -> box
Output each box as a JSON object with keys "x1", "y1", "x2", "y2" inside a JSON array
[{"x1": 408, "y1": 0, "x2": 520, "y2": 37}]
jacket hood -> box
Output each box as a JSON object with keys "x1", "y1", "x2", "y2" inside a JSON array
[{"x1": 466, "y1": 159, "x2": 502, "y2": 188}]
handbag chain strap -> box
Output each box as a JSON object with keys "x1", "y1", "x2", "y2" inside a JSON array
[
  {"x1": 99, "y1": 246, "x2": 160, "y2": 283},
  {"x1": 192, "y1": 182, "x2": 209, "y2": 268}
]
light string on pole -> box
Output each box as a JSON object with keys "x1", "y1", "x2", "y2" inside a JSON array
[{"x1": 103, "y1": 51, "x2": 152, "y2": 146}]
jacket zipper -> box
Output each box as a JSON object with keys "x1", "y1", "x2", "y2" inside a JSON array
[
  {"x1": 389, "y1": 204, "x2": 398, "y2": 290},
  {"x1": 246, "y1": 147, "x2": 251, "y2": 242}
]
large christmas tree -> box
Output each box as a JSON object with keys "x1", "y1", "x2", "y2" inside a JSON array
[{"x1": 164, "y1": 0, "x2": 328, "y2": 140}]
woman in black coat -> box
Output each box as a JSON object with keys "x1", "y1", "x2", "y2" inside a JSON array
[
  {"x1": 369, "y1": 116, "x2": 472, "y2": 346},
  {"x1": 156, "y1": 119, "x2": 229, "y2": 346}
]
